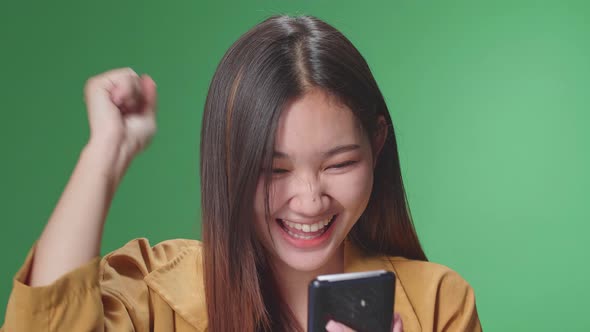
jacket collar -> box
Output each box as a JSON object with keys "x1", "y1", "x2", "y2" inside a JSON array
[{"x1": 143, "y1": 243, "x2": 208, "y2": 331}]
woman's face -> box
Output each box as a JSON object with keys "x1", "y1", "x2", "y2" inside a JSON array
[{"x1": 254, "y1": 89, "x2": 377, "y2": 272}]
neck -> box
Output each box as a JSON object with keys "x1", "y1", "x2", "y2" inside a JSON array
[{"x1": 271, "y1": 244, "x2": 345, "y2": 331}]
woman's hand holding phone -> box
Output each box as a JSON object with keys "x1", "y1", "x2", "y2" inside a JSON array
[
  {"x1": 325, "y1": 313, "x2": 403, "y2": 332},
  {"x1": 308, "y1": 270, "x2": 397, "y2": 332}
]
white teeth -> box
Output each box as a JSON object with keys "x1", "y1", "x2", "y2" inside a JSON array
[
  {"x1": 282, "y1": 216, "x2": 333, "y2": 233},
  {"x1": 286, "y1": 229, "x2": 322, "y2": 240}
]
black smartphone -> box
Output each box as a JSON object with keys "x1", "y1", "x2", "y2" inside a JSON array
[{"x1": 307, "y1": 270, "x2": 396, "y2": 332}]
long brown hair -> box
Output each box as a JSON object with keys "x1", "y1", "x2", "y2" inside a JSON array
[{"x1": 200, "y1": 15, "x2": 427, "y2": 332}]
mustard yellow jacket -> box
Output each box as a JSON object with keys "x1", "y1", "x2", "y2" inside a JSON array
[{"x1": 1, "y1": 238, "x2": 481, "y2": 331}]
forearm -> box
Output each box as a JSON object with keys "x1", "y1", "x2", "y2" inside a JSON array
[{"x1": 28, "y1": 142, "x2": 121, "y2": 286}]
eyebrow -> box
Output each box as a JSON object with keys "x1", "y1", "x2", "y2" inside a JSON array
[{"x1": 273, "y1": 144, "x2": 361, "y2": 159}]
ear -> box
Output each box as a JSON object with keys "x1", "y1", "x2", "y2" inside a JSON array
[{"x1": 371, "y1": 116, "x2": 388, "y2": 168}]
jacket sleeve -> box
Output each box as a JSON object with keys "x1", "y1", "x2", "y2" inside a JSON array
[
  {"x1": 435, "y1": 270, "x2": 482, "y2": 332},
  {"x1": 1, "y1": 242, "x2": 151, "y2": 332}
]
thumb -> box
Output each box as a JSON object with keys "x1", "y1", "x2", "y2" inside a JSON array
[
  {"x1": 326, "y1": 320, "x2": 356, "y2": 332},
  {"x1": 392, "y1": 313, "x2": 404, "y2": 332}
]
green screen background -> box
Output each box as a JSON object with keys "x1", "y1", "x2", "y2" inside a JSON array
[{"x1": 1, "y1": 1, "x2": 589, "y2": 330}]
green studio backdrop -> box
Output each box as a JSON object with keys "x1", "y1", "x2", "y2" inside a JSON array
[{"x1": 1, "y1": 1, "x2": 589, "y2": 330}]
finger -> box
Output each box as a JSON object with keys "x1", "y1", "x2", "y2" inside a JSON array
[
  {"x1": 325, "y1": 320, "x2": 356, "y2": 332},
  {"x1": 85, "y1": 67, "x2": 138, "y2": 102},
  {"x1": 110, "y1": 72, "x2": 143, "y2": 111},
  {"x1": 139, "y1": 74, "x2": 157, "y2": 113},
  {"x1": 84, "y1": 67, "x2": 139, "y2": 115},
  {"x1": 392, "y1": 313, "x2": 403, "y2": 332}
]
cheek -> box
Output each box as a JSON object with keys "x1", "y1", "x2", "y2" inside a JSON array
[
  {"x1": 327, "y1": 163, "x2": 374, "y2": 209},
  {"x1": 253, "y1": 178, "x2": 289, "y2": 222}
]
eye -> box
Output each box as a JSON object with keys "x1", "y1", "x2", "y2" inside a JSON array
[
  {"x1": 272, "y1": 168, "x2": 289, "y2": 174},
  {"x1": 327, "y1": 160, "x2": 358, "y2": 170}
]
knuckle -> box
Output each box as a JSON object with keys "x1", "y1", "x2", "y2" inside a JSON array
[
  {"x1": 124, "y1": 67, "x2": 139, "y2": 77},
  {"x1": 84, "y1": 76, "x2": 98, "y2": 89},
  {"x1": 82, "y1": 67, "x2": 139, "y2": 101},
  {"x1": 83, "y1": 76, "x2": 100, "y2": 99}
]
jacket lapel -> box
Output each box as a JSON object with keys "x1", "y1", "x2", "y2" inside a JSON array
[{"x1": 144, "y1": 245, "x2": 208, "y2": 331}]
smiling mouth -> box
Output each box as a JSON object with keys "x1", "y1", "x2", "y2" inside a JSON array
[{"x1": 276, "y1": 215, "x2": 337, "y2": 240}]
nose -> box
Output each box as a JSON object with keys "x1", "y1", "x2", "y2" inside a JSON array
[{"x1": 289, "y1": 173, "x2": 328, "y2": 217}]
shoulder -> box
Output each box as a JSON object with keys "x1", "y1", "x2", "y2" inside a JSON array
[
  {"x1": 99, "y1": 238, "x2": 203, "y2": 279},
  {"x1": 98, "y1": 238, "x2": 207, "y2": 328},
  {"x1": 346, "y1": 243, "x2": 476, "y2": 306},
  {"x1": 348, "y1": 244, "x2": 481, "y2": 331},
  {"x1": 346, "y1": 242, "x2": 474, "y2": 296},
  {"x1": 386, "y1": 257, "x2": 481, "y2": 331},
  {"x1": 388, "y1": 257, "x2": 474, "y2": 297},
  {"x1": 95, "y1": 239, "x2": 208, "y2": 330}
]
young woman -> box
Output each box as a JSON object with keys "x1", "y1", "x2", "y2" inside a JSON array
[{"x1": 1, "y1": 15, "x2": 481, "y2": 332}]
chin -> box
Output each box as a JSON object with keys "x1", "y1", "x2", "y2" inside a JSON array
[{"x1": 274, "y1": 246, "x2": 337, "y2": 273}]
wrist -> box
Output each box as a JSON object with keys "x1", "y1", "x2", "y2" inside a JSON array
[{"x1": 81, "y1": 141, "x2": 122, "y2": 187}]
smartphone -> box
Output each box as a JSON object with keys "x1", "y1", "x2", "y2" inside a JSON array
[{"x1": 307, "y1": 270, "x2": 396, "y2": 332}]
